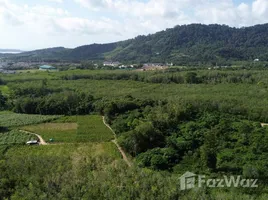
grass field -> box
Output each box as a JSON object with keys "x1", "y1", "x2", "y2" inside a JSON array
[
  {"x1": 76, "y1": 115, "x2": 114, "y2": 142},
  {"x1": 16, "y1": 69, "x2": 41, "y2": 73},
  {"x1": 0, "y1": 113, "x2": 61, "y2": 128},
  {"x1": 22, "y1": 115, "x2": 114, "y2": 143},
  {"x1": 22, "y1": 122, "x2": 77, "y2": 143}
]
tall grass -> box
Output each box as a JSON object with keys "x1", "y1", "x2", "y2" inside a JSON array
[
  {"x1": 0, "y1": 113, "x2": 61, "y2": 128},
  {"x1": 0, "y1": 130, "x2": 37, "y2": 145}
]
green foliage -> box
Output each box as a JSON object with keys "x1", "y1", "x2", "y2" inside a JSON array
[
  {"x1": 0, "y1": 143, "x2": 267, "y2": 199},
  {"x1": 118, "y1": 122, "x2": 165, "y2": 156},
  {"x1": 200, "y1": 130, "x2": 218, "y2": 171},
  {"x1": 0, "y1": 113, "x2": 60, "y2": 128},
  {"x1": 13, "y1": 91, "x2": 94, "y2": 115},
  {"x1": 185, "y1": 72, "x2": 198, "y2": 84},
  {"x1": 60, "y1": 70, "x2": 258, "y2": 85},
  {"x1": 136, "y1": 148, "x2": 178, "y2": 170},
  {"x1": 0, "y1": 91, "x2": 6, "y2": 110},
  {"x1": 1, "y1": 69, "x2": 268, "y2": 198},
  {"x1": 0, "y1": 85, "x2": 10, "y2": 96},
  {"x1": 0, "y1": 130, "x2": 37, "y2": 145},
  {"x1": 0, "y1": 78, "x2": 4, "y2": 85},
  {"x1": 111, "y1": 101, "x2": 268, "y2": 181}
]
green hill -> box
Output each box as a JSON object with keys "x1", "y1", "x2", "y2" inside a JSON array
[{"x1": 3, "y1": 23, "x2": 268, "y2": 64}]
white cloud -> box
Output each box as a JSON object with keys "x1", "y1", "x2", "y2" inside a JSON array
[
  {"x1": 74, "y1": 0, "x2": 268, "y2": 27},
  {"x1": 0, "y1": 0, "x2": 124, "y2": 49},
  {"x1": 0, "y1": 0, "x2": 268, "y2": 49},
  {"x1": 74, "y1": 0, "x2": 107, "y2": 10},
  {"x1": 252, "y1": 0, "x2": 268, "y2": 21},
  {"x1": 46, "y1": 0, "x2": 63, "y2": 3},
  {"x1": 52, "y1": 17, "x2": 122, "y2": 35},
  {"x1": 0, "y1": 0, "x2": 23, "y2": 26}
]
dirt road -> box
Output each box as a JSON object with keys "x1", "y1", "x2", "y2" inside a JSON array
[
  {"x1": 102, "y1": 116, "x2": 132, "y2": 167},
  {"x1": 19, "y1": 130, "x2": 48, "y2": 145},
  {"x1": 261, "y1": 123, "x2": 268, "y2": 127}
]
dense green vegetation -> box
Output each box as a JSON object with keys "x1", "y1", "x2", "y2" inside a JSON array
[
  {"x1": 3, "y1": 23, "x2": 268, "y2": 64},
  {"x1": 0, "y1": 113, "x2": 60, "y2": 127},
  {"x1": 0, "y1": 130, "x2": 37, "y2": 145},
  {"x1": 0, "y1": 141, "x2": 268, "y2": 199},
  {"x1": 3, "y1": 69, "x2": 268, "y2": 122},
  {"x1": 1, "y1": 68, "x2": 268, "y2": 199}
]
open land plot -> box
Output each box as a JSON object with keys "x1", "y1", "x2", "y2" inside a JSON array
[{"x1": 21, "y1": 115, "x2": 114, "y2": 143}]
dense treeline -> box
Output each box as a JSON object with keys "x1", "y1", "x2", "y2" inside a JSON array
[
  {"x1": 2, "y1": 69, "x2": 268, "y2": 122},
  {"x1": 0, "y1": 78, "x2": 4, "y2": 85},
  {"x1": 0, "y1": 91, "x2": 6, "y2": 110},
  {"x1": 61, "y1": 70, "x2": 257, "y2": 84},
  {"x1": 100, "y1": 98, "x2": 268, "y2": 189},
  {"x1": 12, "y1": 91, "x2": 94, "y2": 115},
  {"x1": 8, "y1": 85, "x2": 268, "y2": 122}
]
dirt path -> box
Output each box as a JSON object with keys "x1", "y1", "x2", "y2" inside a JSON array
[
  {"x1": 19, "y1": 130, "x2": 48, "y2": 145},
  {"x1": 102, "y1": 116, "x2": 132, "y2": 167},
  {"x1": 261, "y1": 123, "x2": 268, "y2": 127}
]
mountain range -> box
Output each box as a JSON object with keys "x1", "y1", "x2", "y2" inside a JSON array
[{"x1": 2, "y1": 23, "x2": 268, "y2": 64}]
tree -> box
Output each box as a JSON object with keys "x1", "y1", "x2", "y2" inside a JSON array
[
  {"x1": 118, "y1": 122, "x2": 164, "y2": 156},
  {"x1": 0, "y1": 91, "x2": 6, "y2": 110},
  {"x1": 0, "y1": 78, "x2": 4, "y2": 85},
  {"x1": 185, "y1": 72, "x2": 198, "y2": 84},
  {"x1": 200, "y1": 130, "x2": 218, "y2": 171}
]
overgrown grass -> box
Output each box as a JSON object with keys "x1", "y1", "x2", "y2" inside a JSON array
[
  {"x1": 0, "y1": 113, "x2": 61, "y2": 128},
  {"x1": 2, "y1": 143, "x2": 266, "y2": 200},
  {"x1": 0, "y1": 130, "x2": 37, "y2": 145},
  {"x1": 5, "y1": 142, "x2": 121, "y2": 159},
  {"x1": 76, "y1": 115, "x2": 114, "y2": 142}
]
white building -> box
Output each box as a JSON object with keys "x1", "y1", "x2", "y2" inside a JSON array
[{"x1": 103, "y1": 61, "x2": 121, "y2": 67}]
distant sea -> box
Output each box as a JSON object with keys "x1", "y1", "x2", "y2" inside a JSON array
[{"x1": 0, "y1": 51, "x2": 22, "y2": 54}]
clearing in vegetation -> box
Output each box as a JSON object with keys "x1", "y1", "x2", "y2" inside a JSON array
[
  {"x1": 22, "y1": 122, "x2": 77, "y2": 143},
  {"x1": 22, "y1": 115, "x2": 114, "y2": 143}
]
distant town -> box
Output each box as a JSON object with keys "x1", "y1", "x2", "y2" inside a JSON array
[
  {"x1": 0, "y1": 57, "x2": 253, "y2": 74},
  {"x1": 0, "y1": 58, "x2": 176, "y2": 74}
]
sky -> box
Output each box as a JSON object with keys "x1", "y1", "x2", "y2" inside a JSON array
[{"x1": 0, "y1": 0, "x2": 267, "y2": 50}]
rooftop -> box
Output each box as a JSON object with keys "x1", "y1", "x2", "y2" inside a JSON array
[{"x1": 39, "y1": 65, "x2": 56, "y2": 69}]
